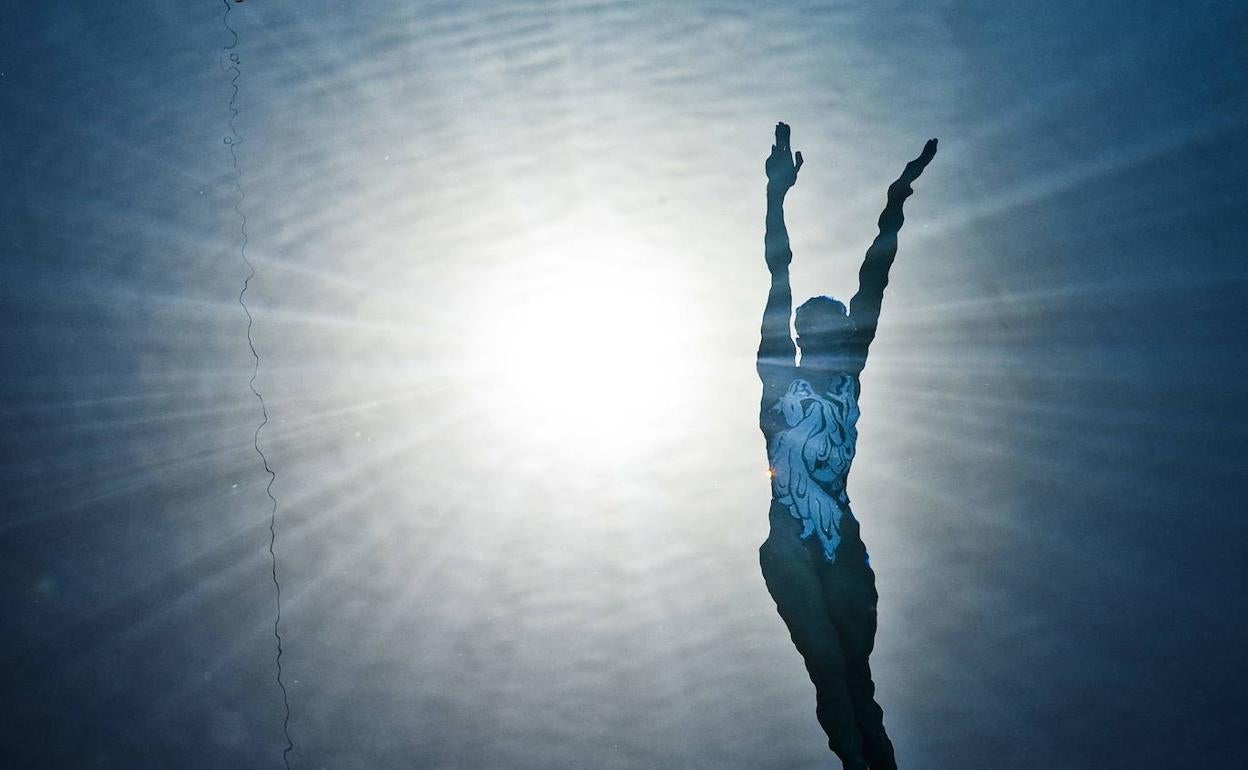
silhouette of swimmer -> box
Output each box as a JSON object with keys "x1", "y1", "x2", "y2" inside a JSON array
[{"x1": 757, "y1": 122, "x2": 936, "y2": 770}]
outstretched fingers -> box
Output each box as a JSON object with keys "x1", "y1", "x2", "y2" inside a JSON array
[
  {"x1": 901, "y1": 137, "x2": 938, "y2": 184},
  {"x1": 920, "y1": 137, "x2": 938, "y2": 163},
  {"x1": 766, "y1": 122, "x2": 803, "y2": 189}
]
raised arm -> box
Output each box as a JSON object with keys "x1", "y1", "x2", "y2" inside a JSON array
[
  {"x1": 758, "y1": 123, "x2": 804, "y2": 382},
  {"x1": 848, "y1": 138, "x2": 938, "y2": 356}
]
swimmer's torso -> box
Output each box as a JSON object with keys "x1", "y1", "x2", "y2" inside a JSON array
[{"x1": 759, "y1": 361, "x2": 865, "y2": 563}]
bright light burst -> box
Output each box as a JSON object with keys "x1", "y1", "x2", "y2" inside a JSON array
[{"x1": 462, "y1": 216, "x2": 701, "y2": 467}]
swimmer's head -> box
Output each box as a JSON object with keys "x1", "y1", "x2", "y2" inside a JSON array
[{"x1": 795, "y1": 296, "x2": 851, "y2": 353}]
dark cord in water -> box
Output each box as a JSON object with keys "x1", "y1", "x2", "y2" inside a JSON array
[{"x1": 222, "y1": 2, "x2": 294, "y2": 767}]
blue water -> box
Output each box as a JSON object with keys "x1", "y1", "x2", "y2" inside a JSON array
[{"x1": 1, "y1": 2, "x2": 1246, "y2": 768}]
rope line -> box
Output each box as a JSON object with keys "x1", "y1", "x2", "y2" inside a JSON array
[{"x1": 222, "y1": 2, "x2": 294, "y2": 767}]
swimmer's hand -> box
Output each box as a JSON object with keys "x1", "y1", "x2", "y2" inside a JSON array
[{"x1": 766, "y1": 122, "x2": 804, "y2": 194}]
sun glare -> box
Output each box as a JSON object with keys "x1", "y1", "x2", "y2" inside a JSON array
[{"x1": 462, "y1": 221, "x2": 699, "y2": 466}]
